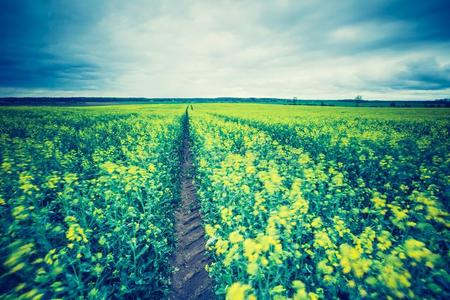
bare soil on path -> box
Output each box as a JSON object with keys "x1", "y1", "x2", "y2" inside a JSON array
[{"x1": 169, "y1": 113, "x2": 215, "y2": 300}]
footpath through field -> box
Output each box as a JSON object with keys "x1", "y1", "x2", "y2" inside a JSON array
[{"x1": 169, "y1": 110, "x2": 215, "y2": 299}]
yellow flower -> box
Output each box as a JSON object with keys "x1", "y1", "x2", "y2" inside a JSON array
[
  {"x1": 270, "y1": 285, "x2": 286, "y2": 294},
  {"x1": 1, "y1": 161, "x2": 12, "y2": 172},
  {"x1": 377, "y1": 230, "x2": 392, "y2": 251},
  {"x1": 246, "y1": 164, "x2": 256, "y2": 174},
  {"x1": 242, "y1": 185, "x2": 250, "y2": 194},
  {"x1": 314, "y1": 231, "x2": 333, "y2": 249},
  {"x1": 229, "y1": 230, "x2": 244, "y2": 243},
  {"x1": 299, "y1": 153, "x2": 311, "y2": 164},
  {"x1": 247, "y1": 295, "x2": 257, "y2": 300},
  {"x1": 258, "y1": 235, "x2": 277, "y2": 251},
  {"x1": 205, "y1": 224, "x2": 216, "y2": 237},
  {"x1": 12, "y1": 205, "x2": 28, "y2": 220},
  {"x1": 377, "y1": 254, "x2": 411, "y2": 295},
  {"x1": 46, "y1": 174, "x2": 60, "y2": 189},
  {"x1": 19, "y1": 172, "x2": 39, "y2": 194},
  {"x1": 359, "y1": 288, "x2": 367, "y2": 297},
  {"x1": 64, "y1": 216, "x2": 77, "y2": 223},
  {"x1": 243, "y1": 239, "x2": 261, "y2": 262},
  {"x1": 403, "y1": 238, "x2": 439, "y2": 267},
  {"x1": 63, "y1": 173, "x2": 78, "y2": 184},
  {"x1": 10, "y1": 262, "x2": 25, "y2": 273},
  {"x1": 101, "y1": 162, "x2": 116, "y2": 173},
  {"x1": 4, "y1": 242, "x2": 34, "y2": 272},
  {"x1": 66, "y1": 224, "x2": 88, "y2": 243},
  {"x1": 311, "y1": 217, "x2": 322, "y2": 228},
  {"x1": 226, "y1": 282, "x2": 252, "y2": 300},
  {"x1": 339, "y1": 244, "x2": 371, "y2": 278},
  {"x1": 215, "y1": 239, "x2": 229, "y2": 255},
  {"x1": 308, "y1": 292, "x2": 319, "y2": 300},
  {"x1": 20, "y1": 288, "x2": 43, "y2": 300},
  {"x1": 15, "y1": 283, "x2": 26, "y2": 292},
  {"x1": 317, "y1": 259, "x2": 333, "y2": 275},
  {"x1": 372, "y1": 195, "x2": 386, "y2": 208},
  {"x1": 261, "y1": 257, "x2": 268, "y2": 266},
  {"x1": 332, "y1": 173, "x2": 344, "y2": 186},
  {"x1": 292, "y1": 197, "x2": 309, "y2": 214},
  {"x1": 221, "y1": 207, "x2": 232, "y2": 222},
  {"x1": 292, "y1": 280, "x2": 305, "y2": 290},
  {"x1": 292, "y1": 280, "x2": 308, "y2": 300},
  {"x1": 347, "y1": 280, "x2": 356, "y2": 288},
  {"x1": 247, "y1": 262, "x2": 258, "y2": 276}
]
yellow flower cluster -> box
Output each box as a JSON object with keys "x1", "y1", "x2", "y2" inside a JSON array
[
  {"x1": 190, "y1": 105, "x2": 449, "y2": 299},
  {"x1": 0, "y1": 105, "x2": 186, "y2": 298},
  {"x1": 66, "y1": 223, "x2": 88, "y2": 244}
]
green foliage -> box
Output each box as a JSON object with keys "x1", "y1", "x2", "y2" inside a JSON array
[
  {"x1": 189, "y1": 104, "x2": 450, "y2": 299},
  {"x1": 1, "y1": 103, "x2": 449, "y2": 299},
  {"x1": 0, "y1": 106, "x2": 184, "y2": 299}
]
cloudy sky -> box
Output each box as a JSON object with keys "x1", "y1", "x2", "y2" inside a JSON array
[{"x1": 1, "y1": 0, "x2": 449, "y2": 99}]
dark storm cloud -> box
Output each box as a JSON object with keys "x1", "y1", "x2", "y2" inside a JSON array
[
  {"x1": 0, "y1": 53, "x2": 100, "y2": 88},
  {"x1": 0, "y1": 0, "x2": 106, "y2": 89},
  {"x1": 391, "y1": 59, "x2": 450, "y2": 90},
  {"x1": 258, "y1": 0, "x2": 450, "y2": 53},
  {"x1": 377, "y1": 0, "x2": 450, "y2": 43}
]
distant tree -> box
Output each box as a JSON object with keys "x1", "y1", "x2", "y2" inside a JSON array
[
  {"x1": 390, "y1": 102, "x2": 396, "y2": 107},
  {"x1": 354, "y1": 95, "x2": 363, "y2": 101},
  {"x1": 320, "y1": 101, "x2": 325, "y2": 106},
  {"x1": 293, "y1": 97, "x2": 298, "y2": 105}
]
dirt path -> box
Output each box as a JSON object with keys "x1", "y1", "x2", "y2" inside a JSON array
[{"x1": 169, "y1": 112, "x2": 215, "y2": 300}]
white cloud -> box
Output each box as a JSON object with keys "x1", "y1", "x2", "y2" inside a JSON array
[{"x1": 2, "y1": 0, "x2": 450, "y2": 99}]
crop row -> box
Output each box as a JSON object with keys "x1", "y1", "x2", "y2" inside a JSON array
[
  {"x1": 190, "y1": 110, "x2": 449, "y2": 299},
  {"x1": 0, "y1": 108, "x2": 182, "y2": 299}
]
